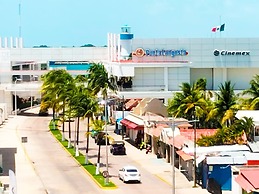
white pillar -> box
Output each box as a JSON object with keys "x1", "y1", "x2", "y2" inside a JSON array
[
  {"x1": 10, "y1": 37, "x2": 13, "y2": 48},
  {"x1": 164, "y1": 67, "x2": 169, "y2": 91},
  {"x1": 4, "y1": 37, "x2": 8, "y2": 48},
  {"x1": 15, "y1": 38, "x2": 19, "y2": 48}
]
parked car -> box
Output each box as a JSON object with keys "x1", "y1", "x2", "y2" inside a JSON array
[
  {"x1": 110, "y1": 141, "x2": 126, "y2": 155},
  {"x1": 118, "y1": 165, "x2": 141, "y2": 183}
]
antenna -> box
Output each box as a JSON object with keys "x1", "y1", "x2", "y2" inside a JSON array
[{"x1": 18, "y1": 0, "x2": 22, "y2": 37}]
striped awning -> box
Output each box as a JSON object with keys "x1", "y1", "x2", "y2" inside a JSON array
[{"x1": 120, "y1": 119, "x2": 144, "y2": 130}]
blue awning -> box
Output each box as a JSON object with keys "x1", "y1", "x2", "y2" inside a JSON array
[{"x1": 116, "y1": 118, "x2": 123, "y2": 125}]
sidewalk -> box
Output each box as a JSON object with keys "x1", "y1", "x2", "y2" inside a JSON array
[{"x1": 106, "y1": 125, "x2": 211, "y2": 194}]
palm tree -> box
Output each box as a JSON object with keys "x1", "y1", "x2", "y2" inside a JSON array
[
  {"x1": 208, "y1": 81, "x2": 239, "y2": 127},
  {"x1": 72, "y1": 74, "x2": 100, "y2": 163},
  {"x1": 242, "y1": 74, "x2": 259, "y2": 109},
  {"x1": 68, "y1": 84, "x2": 91, "y2": 156},
  {"x1": 59, "y1": 76, "x2": 75, "y2": 141},
  {"x1": 90, "y1": 119, "x2": 105, "y2": 175},
  {"x1": 87, "y1": 62, "x2": 117, "y2": 97},
  {"x1": 41, "y1": 69, "x2": 74, "y2": 141},
  {"x1": 41, "y1": 70, "x2": 73, "y2": 129},
  {"x1": 167, "y1": 78, "x2": 209, "y2": 126},
  {"x1": 87, "y1": 62, "x2": 118, "y2": 177},
  {"x1": 234, "y1": 116, "x2": 255, "y2": 142}
]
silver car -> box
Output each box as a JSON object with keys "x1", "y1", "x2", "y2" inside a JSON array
[{"x1": 118, "y1": 165, "x2": 141, "y2": 183}]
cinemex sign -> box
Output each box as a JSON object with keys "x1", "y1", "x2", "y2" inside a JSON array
[{"x1": 214, "y1": 49, "x2": 250, "y2": 56}]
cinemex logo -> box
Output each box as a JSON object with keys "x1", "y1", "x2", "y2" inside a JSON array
[
  {"x1": 214, "y1": 49, "x2": 250, "y2": 56},
  {"x1": 132, "y1": 48, "x2": 188, "y2": 58}
]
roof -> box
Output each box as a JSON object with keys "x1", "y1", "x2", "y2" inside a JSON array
[
  {"x1": 248, "y1": 141, "x2": 259, "y2": 152},
  {"x1": 236, "y1": 110, "x2": 259, "y2": 125},
  {"x1": 125, "y1": 99, "x2": 140, "y2": 110},
  {"x1": 120, "y1": 119, "x2": 143, "y2": 130},
  {"x1": 182, "y1": 144, "x2": 251, "y2": 156},
  {"x1": 176, "y1": 150, "x2": 193, "y2": 161},
  {"x1": 206, "y1": 156, "x2": 247, "y2": 165},
  {"x1": 180, "y1": 129, "x2": 217, "y2": 142},
  {"x1": 235, "y1": 174, "x2": 255, "y2": 192},
  {"x1": 169, "y1": 135, "x2": 187, "y2": 149},
  {"x1": 124, "y1": 113, "x2": 144, "y2": 125},
  {"x1": 235, "y1": 168, "x2": 259, "y2": 192}
]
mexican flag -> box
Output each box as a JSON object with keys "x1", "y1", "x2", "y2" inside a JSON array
[{"x1": 211, "y1": 23, "x2": 225, "y2": 32}]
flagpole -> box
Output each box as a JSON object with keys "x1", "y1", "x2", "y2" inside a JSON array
[{"x1": 219, "y1": 16, "x2": 222, "y2": 38}]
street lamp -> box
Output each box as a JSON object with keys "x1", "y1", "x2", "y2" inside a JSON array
[
  {"x1": 14, "y1": 78, "x2": 22, "y2": 116},
  {"x1": 147, "y1": 117, "x2": 199, "y2": 194},
  {"x1": 169, "y1": 119, "x2": 176, "y2": 194},
  {"x1": 148, "y1": 118, "x2": 176, "y2": 194},
  {"x1": 104, "y1": 97, "x2": 109, "y2": 184},
  {"x1": 192, "y1": 113, "x2": 198, "y2": 188}
]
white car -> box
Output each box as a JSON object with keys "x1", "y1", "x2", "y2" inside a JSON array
[{"x1": 118, "y1": 165, "x2": 141, "y2": 183}]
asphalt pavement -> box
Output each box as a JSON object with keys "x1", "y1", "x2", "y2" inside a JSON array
[{"x1": 0, "y1": 107, "x2": 231, "y2": 194}]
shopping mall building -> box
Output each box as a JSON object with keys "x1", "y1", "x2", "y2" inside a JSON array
[{"x1": 0, "y1": 25, "x2": 259, "y2": 116}]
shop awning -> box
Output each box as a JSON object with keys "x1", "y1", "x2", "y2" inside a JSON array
[
  {"x1": 176, "y1": 150, "x2": 193, "y2": 161},
  {"x1": 120, "y1": 119, "x2": 143, "y2": 130},
  {"x1": 235, "y1": 169, "x2": 259, "y2": 192},
  {"x1": 235, "y1": 174, "x2": 255, "y2": 193},
  {"x1": 124, "y1": 114, "x2": 144, "y2": 125},
  {"x1": 116, "y1": 118, "x2": 123, "y2": 125},
  {"x1": 169, "y1": 135, "x2": 187, "y2": 149}
]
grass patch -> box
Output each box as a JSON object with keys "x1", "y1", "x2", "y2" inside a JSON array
[{"x1": 49, "y1": 119, "x2": 116, "y2": 188}]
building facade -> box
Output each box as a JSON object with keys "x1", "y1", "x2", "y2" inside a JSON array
[{"x1": 1, "y1": 26, "x2": 259, "y2": 114}]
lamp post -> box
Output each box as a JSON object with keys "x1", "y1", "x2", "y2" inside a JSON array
[
  {"x1": 170, "y1": 119, "x2": 176, "y2": 194},
  {"x1": 148, "y1": 118, "x2": 176, "y2": 194},
  {"x1": 193, "y1": 113, "x2": 198, "y2": 188},
  {"x1": 104, "y1": 96, "x2": 109, "y2": 184},
  {"x1": 147, "y1": 117, "x2": 199, "y2": 194}
]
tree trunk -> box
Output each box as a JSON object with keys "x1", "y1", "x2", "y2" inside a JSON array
[
  {"x1": 85, "y1": 116, "x2": 90, "y2": 164},
  {"x1": 62, "y1": 102, "x2": 65, "y2": 141},
  {"x1": 96, "y1": 144, "x2": 101, "y2": 175},
  {"x1": 75, "y1": 116, "x2": 80, "y2": 157},
  {"x1": 68, "y1": 117, "x2": 71, "y2": 148}
]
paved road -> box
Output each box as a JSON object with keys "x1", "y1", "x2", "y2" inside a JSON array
[
  {"x1": 0, "y1": 108, "x2": 221, "y2": 194},
  {"x1": 63, "y1": 116, "x2": 174, "y2": 194},
  {"x1": 14, "y1": 115, "x2": 107, "y2": 194}
]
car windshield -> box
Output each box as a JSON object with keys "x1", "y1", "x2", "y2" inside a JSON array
[{"x1": 126, "y1": 169, "x2": 138, "y2": 172}]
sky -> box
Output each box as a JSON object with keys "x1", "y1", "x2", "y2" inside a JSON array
[{"x1": 0, "y1": 0, "x2": 259, "y2": 48}]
